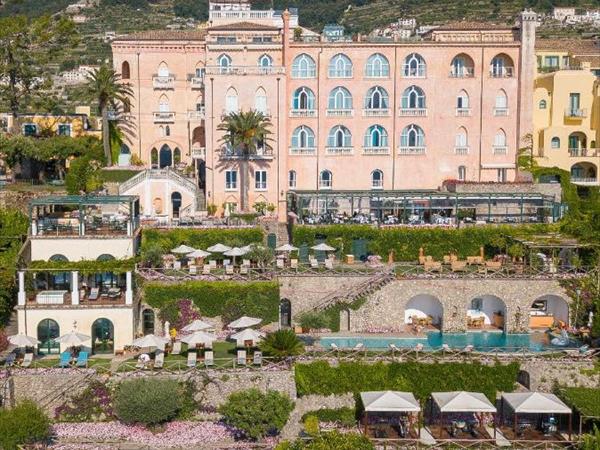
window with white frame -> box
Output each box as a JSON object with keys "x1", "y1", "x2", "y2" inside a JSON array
[
  {"x1": 364, "y1": 86, "x2": 388, "y2": 109},
  {"x1": 451, "y1": 54, "x2": 474, "y2": 77},
  {"x1": 225, "y1": 88, "x2": 238, "y2": 113},
  {"x1": 288, "y1": 170, "x2": 297, "y2": 188},
  {"x1": 371, "y1": 169, "x2": 383, "y2": 188},
  {"x1": 158, "y1": 95, "x2": 170, "y2": 112},
  {"x1": 255, "y1": 170, "x2": 267, "y2": 190},
  {"x1": 291, "y1": 126, "x2": 315, "y2": 148},
  {"x1": 319, "y1": 170, "x2": 332, "y2": 189},
  {"x1": 291, "y1": 54, "x2": 316, "y2": 78},
  {"x1": 218, "y1": 54, "x2": 232, "y2": 68},
  {"x1": 157, "y1": 62, "x2": 169, "y2": 77},
  {"x1": 365, "y1": 53, "x2": 390, "y2": 77},
  {"x1": 458, "y1": 165, "x2": 466, "y2": 181},
  {"x1": 22, "y1": 123, "x2": 37, "y2": 136},
  {"x1": 255, "y1": 87, "x2": 268, "y2": 114},
  {"x1": 497, "y1": 168, "x2": 507, "y2": 182},
  {"x1": 491, "y1": 54, "x2": 513, "y2": 77},
  {"x1": 403, "y1": 53, "x2": 426, "y2": 77},
  {"x1": 364, "y1": 125, "x2": 388, "y2": 147},
  {"x1": 258, "y1": 54, "x2": 273, "y2": 67},
  {"x1": 57, "y1": 124, "x2": 71, "y2": 136},
  {"x1": 539, "y1": 99, "x2": 547, "y2": 109},
  {"x1": 225, "y1": 170, "x2": 237, "y2": 190},
  {"x1": 495, "y1": 90, "x2": 508, "y2": 108},
  {"x1": 292, "y1": 87, "x2": 315, "y2": 110},
  {"x1": 327, "y1": 125, "x2": 352, "y2": 148},
  {"x1": 457, "y1": 90, "x2": 470, "y2": 108},
  {"x1": 455, "y1": 128, "x2": 468, "y2": 147},
  {"x1": 494, "y1": 129, "x2": 507, "y2": 147},
  {"x1": 551, "y1": 137, "x2": 560, "y2": 149},
  {"x1": 401, "y1": 85, "x2": 426, "y2": 109},
  {"x1": 328, "y1": 53, "x2": 352, "y2": 78},
  {"x1": 400, "y1": 124, "x2": 425, "y2": 147},
  {"x1": 327, "y1": 86, "x2": 352, "y2": 110}
]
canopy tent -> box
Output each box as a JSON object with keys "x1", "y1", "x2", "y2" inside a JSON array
[
  {"x1": 361, "y1": 391, "x2": 421, "y2": 412},
  {"x1": 432, "y1": 391, "x2": 496, "y2": 413},
  {"x1": 171, "y1": 244, "x2": 196, "y2": 254},
  {"x1": 55, "y1": 331, "x2": 91, "y2": 346},
  {"x1": 361, "y1": 391, "x2": 421, "y2": 440},
  {"x1": 311, "y1": 243, "x2": 335, "y2": 251},
  {"x1": 228, "y1": 316, "x2": 262, "y2": 329},
  {"x1": 187, "y1": 249, "x2": 211, "y2": 259},
  {"x1": 276, "y1": 243, "x2": 299, "y2": 252},
  {"x1": 502, "y1": 393, "x2": 571, "y2": 415},
  {"x1": 180, "y1": 331, "x2": 216, "y2": 347},
  {"x1": 132, "y1": 334, "x2": 170, "y2": 349},
  {"x1": 207, "y1": 243, "x2": 232, "y2": 253},
  {"x1": 229, "y1": 328, "x2": 264, "y2": 347},
  {"x1": 182, "y1": 319, "x2": 213, "y2": 332}
]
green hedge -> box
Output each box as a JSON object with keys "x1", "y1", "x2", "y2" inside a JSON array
[
  {"x1": 141, "y1": 228, "x2": 264, "y2": 254},
  {"x1": 292, "y1": 224, "x2": 555, "y2": 261},
  {"x1": 295, "y1": 361, "x2": 519, "y2": 401},
  {"x1": 99, "y1": 169, "x2": 142, "y2": 183},
  {"x1": 144, "y1": 280, "x2": 279, "y2": 323},
  {"x1": 301, "y1": 407, "x2": 356, "y2": 427},
  {"x1": 559, "y1": 387, "x2": 600, "y2": 418}
]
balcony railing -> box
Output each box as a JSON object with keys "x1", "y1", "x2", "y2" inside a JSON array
[
  {"x1": 569, "y1": 148, "x2": 598, "y2": 157},
  {"x1": 571, "y1": 177, "x2": 598, "y2": 184},
  {"x1": 363, "y1": 147, "x2": 390, "y2": 155},
  {"x1": 456, "y1": 108, "x2": 471, "y2": 117},
  {"x1": 449, "y1": 68, "x2": 474, "y2": 78},
  {"x1": 325, "y1": 147, "x2": 353, "y2": 155},
  {"x1": 399, "y1": 108, "x2": 427, "y2": 117},
  {"x1": 289, "y1": 147, "x2": 316, "y2": 155},
  {"x1": 565, "y1": 108, "x2": 587, "y2": 118},
  {"x1": 493, "y1": 145, "x2": 508, "y2": 155},
  {"x1": 153, "y1": 112, "x2": 175, "y2": 123},
  {"x1": 493, "y1": 107, "x2": 509, "y2": 116},
  {"x1": 363, "y1": 108, "x2": 390, "y2": 117},
  {"x1": 326, "y1": 109, "x2": 353, "y2": 117},
  {"x1": 222, "y1": 147, "x2": 274, "y2": 159},
  {"x1": 398, "y1": 146, "x2": 426, "y2": 155},
  {"x1": 490, "y1": 67, "x2": 513, "y2": 78},
  {"x1": 205, "y1": 66, "x2": 285, "y2": 76},
  {"x1": 190, "y1": 77, "x2": 204, "y2": 89},
  {"x1": 455, "y1": 146, "x2": 469, "y2": 155},
  {"x1": 191, "y1": 147, "x2": 206, "y2": 159},
  {"x1": 290, "y1": 109, "x2": 317, "y2": 117},
  {"x1": 153, "y1": 76, "x2": 175, "y2": 89}
]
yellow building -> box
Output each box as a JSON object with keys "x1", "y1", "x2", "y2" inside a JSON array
[
  {"x1": 0, "y1": 106, "x2": 100, "y2": 138},
  {"x1": 533, "y1": 39, "x2": 600, "y2": 186}
]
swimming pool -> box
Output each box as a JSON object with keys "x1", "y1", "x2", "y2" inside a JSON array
[{"x1": 319, "y1": 332, "x2": 579, "y2": 352}]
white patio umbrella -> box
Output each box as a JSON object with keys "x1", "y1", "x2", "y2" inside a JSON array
[
  {"x1": 224, "y1": 247, "x2": 248, "y2": 265},
  {"x1": 230, "y1": 328, "x2": 264, "y2": 346},
  {"x1": 132, "y1": 334, "x2": 170, "y2": 349},
  {"x1": 172, "y1": 244, "x2": 196, "y2": 254},
  {"x1": 8, "y1": 333, "x2": 40, "y2": 347},
  {"x1": 207, "y1": 243, "x2": 232, "y2": 253},
  {"x1": 228, "y1": 316, "x2": 262, "y2": 329},
  {"x1": 182, "y1": 319, "x2": 213, "y2": 332},
  {"x1": 181, "y1": 331, "x2": 216, "y2": 347},
  {"x1": 311, "y1": 243, "x2": 335, "y2": 252},
  {"x1": 276, "y1": 243, "x2": 299, "y2": 252},
  {"x1": 55, "y1": 331, "x2": 91, "y2": 346},
  {"x1": 186, "y1": 249, "x2": 211, "y2": 259}
]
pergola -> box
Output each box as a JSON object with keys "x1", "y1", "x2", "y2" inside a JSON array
[
  {"x1": 500, "y1": 392, "x2": 572, "y2": 441},
  {"x1": 361, "y1": 391, "x2": 421, "y2": 440},
  {"x1": 430, "y1": 391, "x2": 497, "y2": 440},
  {"x1": 507, "y1": 233, "x2": 595, "y2": 267}
]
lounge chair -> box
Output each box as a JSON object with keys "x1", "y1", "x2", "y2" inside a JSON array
[
  {"x1": 223, "y1": 259, "x2": 231, "y2": 266},
  {"x1": 4, "y1": 353, "x2": 16, "y2": 367},
  {"x1": 240, "y1": 265, "x2": 249, "y2": 275},
  {"x1": 414, "y1": 343, "x2": 424, "y2": 352},
  {"x1": 173, "y1": 261, "x2": 182, "y2": 270},
  {"x1": 203, "y1": 265, "x2": 211, "y2": 275},
  {"x1": 226, "y1": 265, "x2": 234, "y2": 275},
  {"x1": 186, "y1": 351, "x2": 197, "y2": 368},
  {"x1": 253, "y1": 351, "x2": 262, "y2": 366},
  {"x1": 88, "y1": 287, "x2": 99, "y2": 301},
  {"x1": 75, "y1": 351, "x2": 88, "y2": 368},
  {"x1": 242, "y1": 259, "x2": 251, "y2": 267},
  {"x1": 462, "y1": 345, "x2": 474, "y2": 354},
  {"x1": 107, "y1": 288, "x2": 121, "y2": 299},
  {"x1": 424, "y1": 261, "x2": 442, "y2": 272},
  {"x1": 276, "y1": 259, "x2": 285, "y2": 269},
  {"x1": 353, "y1": 343, "x2": 364, "y2": 352},
  {"x1": 389, "y1": 343, "x2": 400, "y2": 353},
  {"x1": 237, "y1": 350, "x2": 247, "y2": 366},
  {"x1": 442, "y1": 344, "x2": 454, "y2": 354},
  {"x1": 189, "y1": 265, "x2": 197, "y2": 275},
  {"x1": 325, "y1": 259, "x2": 334, "y2": 270},
  {"x1": 205, "y1": 350, "x2": 214, "y2": 367},
  {"x1": 154, "y1": 351, "x2": 164, "y2": 369},
  {"x1": 59, "y1": 352, "x2": 71, "y2": 368},
  {"x1": 290, "y1": 259, "x2": 298, "y2": 269},
  {"x1": 330, "y1": 343, "x2": 339, "y2": 351},
  {"x1": 209, "y1": 260, "x2": 217, "y2": 268},
  {"x1": 451, "y1": 260, "x2": 467, "y2": 272},
  {"x1": 310, "y1": 259, "x2": 319, "y2": 269},
  {"x1": 172, "y1": 341, "x2": 182, "y2": 355}
]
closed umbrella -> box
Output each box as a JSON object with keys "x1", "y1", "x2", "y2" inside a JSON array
[
  {"x1": 187, "y1": 249, "x2": 211, "y2": 259},
  {"x1": 182, "y1": 319, "x2": 213, "y2": 332},
  {"x1": 311, "y1": 243, "x2": 335, "y2": 251},
  {"x1": 207, "y1": 243, "x2": 232, "y2": 253},
  {"x1": 228, "y1": 316, "x2": 262, "y2": 329},
  {"x1": 181, "y1": 331, "x2": 216, "y2": 347},
  {"x1": 8, "y1": 333, "x2": 40, "y2": 347},
  {"x1": 55, "y1": 331, "x2": 91, "y2": 346},
  {"x1": 172, "y1": 244, "x2": 196, "y2": 254},
  {"x1": 132, "y1": 334, "x2": 170, "y2": 349}
]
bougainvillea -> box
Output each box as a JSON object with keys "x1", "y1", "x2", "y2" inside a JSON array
[
  {"x1": 55, "y1": 381, "x2": 113, "y2": 422},
  {"x1": 158, "y1": 299, "x2": 202, "y2": 332}
]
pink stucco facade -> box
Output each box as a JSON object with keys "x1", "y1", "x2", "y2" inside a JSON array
[{"x1": 111, "y1": 8, "x2": 536, "y2": 219}]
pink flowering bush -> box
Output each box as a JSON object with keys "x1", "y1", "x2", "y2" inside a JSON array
[
  {"x1": 55, "y1": 381, "x2": 113, "y2": 422},
  {"x1": 159, "y1": 299, "x2": 202, "y2": 331}
]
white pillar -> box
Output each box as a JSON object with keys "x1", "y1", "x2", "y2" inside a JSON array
[
  {"x1": 125, "y1": 271, "x2": 133, "y2": 305},
  {"x1": 31, "y1": 221, "x2": 38, "y2": 236},
  {"x1": 17, "y1": 271, "x2": 26, "y2": 306},
  {"x1": 71, "y1": 271, "x2": 79, "y2": 305}
]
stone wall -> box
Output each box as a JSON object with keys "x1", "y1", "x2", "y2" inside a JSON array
[
  {"x1": 520, "y1": 360, "x2": 600, "y2": 391},
  {"x1": 453, "y1": 181, "x2": 562, "y2": 202}
]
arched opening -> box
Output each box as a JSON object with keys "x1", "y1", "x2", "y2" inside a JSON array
[
  {"x1": 450, "y1": 53, "x2": 474, "y2": 77},
  {"x1": 292, "y1": 54, "x2": 316, "y2": 78},
  {"x1": 570, "y1": 162, "x2": 597, "y2": 182},
  {"x1": 255, "y1": 87, "x2": 267, "y2": 114},
  {"x1": 171, "y1": 191, "x2": 182, "y2": 218},
  {"x1": 490, "y1": 53, "x2": 514, "y2": 77},
  {"x1": 49, "y1": 254, "x2": 70, "y2": 290},
  {"x1": 151, "y1": 148, "x2": 158, "y2": 168},
  {"x1": 529, "y1": 295, "x2": 569, "y2": 330},
  {"x1": 173, "y1": 147, "x2": 181, "y2": 165},
  {"x1": 404, "y1": 294, "x2": 443, "y2": 329},
  {"x1": 37, "y1": 318, "x2": 60, "y2": 354},
  {"x1": 92, "y1": 318, "x2": 114, "y2": 354},
  {"x1": 159, "y1": 144, "x2": 172, "y2": 168},
  {"x1": 192, "y1": 126, "x2": 205, "y2": 147},
  {"x1": 467, "y1": 295, "x2": 506, "y2": 330},
  {"x1": 371, "y1": 169, "x2": 383, "y2": 189},
  {"x1": 142, "y1": 308, "x2": 155, "y2": 335},
  {"x1": 568, "y1": 132, "x2": 587, "y2": 155},
  {"x1": 319, "y1": 170, "x2": 332, "y2": 189},
  {"x1": 121, "y1": 61, "x2": 130, "y2": 79},
  {"x1": 157, "y1": 62, "x2": 169, "y2": 77},
  {"x1": 280, "y1": 299, "x2": 291, "y2": 328},
  {"x1": 95, "y1": 254, "x2": 116, "y2": 290},
  {"x1": 225, "y1": 87, "x2": 238, "y2": 113}
]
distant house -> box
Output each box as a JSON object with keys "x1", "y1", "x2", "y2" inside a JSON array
[{"x1": 322, "y1": 24, "x2": 347, "y2": 42}]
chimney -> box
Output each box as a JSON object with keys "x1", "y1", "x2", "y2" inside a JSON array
[{"x1": 282, "y1": 9, "x2": 291, "y2": 64}]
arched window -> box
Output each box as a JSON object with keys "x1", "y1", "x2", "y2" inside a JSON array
[
  {"x1": 495, "y1": 90, "x2": 508, "y2": 108},
  {"x1": 159, "y1": 144, "x2": 173, "y2": 168},
  {"x1": 142, "y1": 309, "x2": 155, "y2": 335},
  {"x1": 371, "y1": 169, "x2": 383, "y2": 189},
  {"x1": 173, "y1": 148, "x2": 181, "y2": 164},
  {"x1": 328, "y1": 53, "x2": 352, "y2": 78},
  {"x1": 292, "y1": 87, "x2": 315, "y2": 110},
  {"x1": 92, "y1": 318, "x2": 114, "y2": 354},
  {"x1": 539, "y1": 99, "x2": 547, "y2": 109},
  {"x1": 491, "y1": 54, "x2": 514, "y2": 77},
  {"x1": 158, "y1": 95, "x2": 170, "y2": 112},
  {"x1": 49, "y1": 254, "x2": 68, "y2": 262},
  {"x1": 291, "y1": 126, "x2": 315, "y2": 148},
  {"x1": 165, "y1": 125, "x2": 170, "y2": 136},
  {"x1": 494, "y1": 129, "x2": 507, "y2": 147},
  {"x1": 151, "y1": 148, "x2": 158, "y2": 167},
  {"x1": 319, "y1": 170, "x2": 332, "y2": 189},
  {"x1": 458, "y1": 165, "x2": 467, "y2": 181},
  {"x1": 225, "y1": 87, "x2": 238, "y2": 113},
  {"x1": 97, "y1": 254, "x2": 115, "y2": 261},
  {"x1": 365, "y1": 53, "x2": 390, "y2": 77},
  {"x1": 457, "y1": 90, "x2": 470, "y2": 109},
  {"x1": 327, "y1": 125, "x2": 351, "y2": 148},
  {"x1": 292, "y1": 54, "x2": 316, "y2": 78},
  {"x1": 400, "y1": 124, "x2": 425, "y2": 147},
  {"x1": 327, "y1": 87, "x2": 352, "y2": 110},
  {"x1": 37, "y1": 319, "x2": 60, "y2": 354},
  {"x1": 218, "y1": 54, "x2": 232, "y2": 73},
  {"x1": 364, "y1": 86, "x2": 389, "y2": 110},
  {"x1": 551, "y1": 137, "x2": 560, "y2": 149},
  {"x1": 403, "y1": 53, "x2": 426, "y2": 77},
  {"x1": 288, "y1": 170, "x2": 297, "y2": 188},
  {"x1": 450, "y1": 54, "x2": 474, "y2": 77},
  {"x1": 364, "y1": 125, "x2": 388, "y2": 147},
  {"x1": 258, "y1": 54, "x2": 273, "y2": 67},
  {"x1": 157, "y1": 62, "x2": 169, "y2": 77},
  {"x1": 455, "y1": 127, "x2": 468, "y2": 148},
  {"x1": 255, "y1": 87, "x2": 268, "y2": 114},
  {"x1": 401, "y1": 86, "x2": 426, "y2": 109},
  {"x1": 121, "y1": 61, "x2": 130, "y2": 79}
]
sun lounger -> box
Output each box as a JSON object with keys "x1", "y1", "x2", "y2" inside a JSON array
[
  {"x1": 107, "y1": 288, "x2": 121, "y2": 299},
  {"x1": 253, "y1": 351, "x2": 262, "y2": 366},
  {"x1": 310, "y1": 259, "x2": 319, "y2": 268},
  {"x1": 205, "y1": 350, "x2": 214, "y2": 367},
  {"x1": 75, "y1": 351, "x2": 88, "y2": 368},
  {"x1": 290, "y1": 259, "x2": 298, "y2": 269},
  {"x1": 59, "y1": 352, "x2": 71, "y2": 368},
  {"x1": 154, "y1": 351, "x2": 164, "y2": 369},
  {"x1": 353, "y1": 343, "x2": 364, "y2": 351},
  {"x1": 187, "y1": 351, "x2": 197, "y2": 368},
  {"x1": 189, "y1": 265, "x2": 197, "y2": 275},
  {"x1": 330, "y1": 343, "x2": 339, "y2": 351},
  {"x1": 325, "y1": 259, "x2": 334, "y2": 270},
  {"x1": 223, "y1": 259, "x2": 231, "y2": 266},
  {"x1": 451, "y1": 260, "x2": 467, "y2": 272},
  {"x1": 240, "y1": 265, "x2": 249, "y2": 275},
  {"x1": 242, "y1": 259, "x2": 250, "y2": 267},
  {"x1": 389, "y1": 343, "x2": 400, "y2": 353},
  {"x1": 88, "y1": 287, "x2": 99, "y2": 301},
  {"x1": 20, "y1": 352, "x2": 33, "y2": 368},
  {"x1": 237, "y1": 350, "x2": 247, "y2": 366},
  {"x1": 4, "y1": 353, "x2": 16, "y2": 367},
  {"x1": 424, "y1": 261, "x2": 442, "y2": 272},
  {"x1": 172, "y1": 341, "x2": 182, "y2": 355},
  {"x1": 209, "y1": 259, "x2": 217, "y2": 268},
  {"x1": 226, "y1": 265, "x2": 234, "y2": 275},
  {"x1": 203, "y1": 264, "x2": 211, "y2": 275},
  {"x1": 414, "y1": 343, "x2": 424, "y2": 352},
  {"x1": 173, "y1": 261, "x2": 181, "y2": 270},
  {"x1": 462, "y1": 345, "x2": 474, "y2": 354},
  {"x1": 276, "y1": 259, "x2": 285, "y2": 269}
]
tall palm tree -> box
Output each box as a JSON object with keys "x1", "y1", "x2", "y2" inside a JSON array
[
  {"x1": 217, "y1": 110, "x2": 272, "y2": 212},
  {"x1": 86, "y1": 65, "x2": 133, "y2": 166}
]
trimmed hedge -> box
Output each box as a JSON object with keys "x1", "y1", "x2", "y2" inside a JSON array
[
  {"x1": 114, "y1": 378, "x2": 181, "y2": 425},
  {"x1": 141, "y1": 228, "x2": 264, "y2": 254},
  {"x1": 301, "y1": 407, "x2": 356, "y2": 427},
  {"x1": 559, "y1": 387, "x2": 600, "y2": 418},
  {"x1": 295, "y1": 361, "x2": 519, "y2": 401},
  {"x1": 292, "y1": 224, "x2": 554, "y2": 262},
  {"x1": 144, "y1": 280, "x2": 279, "y2": 323}
]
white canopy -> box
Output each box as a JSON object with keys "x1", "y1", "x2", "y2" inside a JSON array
[
  {"x1": 228, "y1": 316, "x2": 262, "y2": 329},
  {"x1": 241, "y1": 244, "x2": 254, "y2": 252},
  {"x1": 502, "y1": 392, "x2": 571, "y2": 414},
  {"x1": 207, "y1": 243, "x2": 232, "y2": 253},
  {"x1": 230, "y1": 328, "x2": 264, "y2": 343},
  {"x1": 172, "y1": 244, "x2": 196, "y2": 254},
  {"x1": 311, "y1": 243, "x2": 335, "y2": 251},
  {"x1": 276, "y1": 243, "x2": 299, "y2": 252},
  {"x1": 8, "y1": 333, "x2": 40, "y2": 347},
  {"x1": 432, "y1": 391, "x2": 496, "y2": 413},
  {"x1": 187, "y1": 249, "x2": 211, "y2": 258},
  {"x1": 55, "y1": 331, "x2": 91, "y2": 346},
  {"x1": 361, "y1": 391, "x2": 421, "y2": 412},
  {"x1": 182, "y1": 319, "x2": 213, "y2": 332},
  {"x1": 132, "y1": 334, "x2": 170, "y2": 348},
  {"x1": 181, "y1": 331, "x2": 216, "y2": 346},
  {"x1": 224, "y1": 247, "x2": 248, "y2": 257}
]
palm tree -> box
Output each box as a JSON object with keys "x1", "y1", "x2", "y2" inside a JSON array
[
  {"x1": 86, "y1": 65, "x2": 133, "y2": 166},
  {"x1": 260, "y1": 329, "x2": 304, "y2": 358},
  {"x1": 217, "y1": 110, "x2": 272, "y2": 212}
]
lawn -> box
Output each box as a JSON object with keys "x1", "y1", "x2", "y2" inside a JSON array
[{"x1": 99, "y1": 169, "x2": 142, "y2": 183}]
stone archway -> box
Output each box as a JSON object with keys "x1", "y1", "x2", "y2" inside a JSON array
[
  {"x1": 467, "y1": 294, "x2": 507, "y2": 330},
  {"x1": 404, "y1": 294, "x2": 443, "y2": 329},
  {"x1": 529, "y1": 295, "x2": 569, "y2": 330}
]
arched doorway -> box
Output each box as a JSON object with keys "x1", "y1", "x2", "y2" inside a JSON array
[
  {"x1": 95, "y1": 254, "x2": 116, "y2": 290},
  {"x1": 159, "y1": 144, "x2": 172, "y2": 168},
  {"x1": 142, "y1": 309, "x2": 155, "y2": 335},
  {"x1": 404, "y1": 294, "x2": 443, "y2": 328},
  {"x1": 151, "y1": 148, "x2": 158, "y2": 168},
  {"x1": 171, "y1": 192, "x2": 182, "y2": 218},
  {"x1": 92, "y1": 318, "x2": 115, "y2": 354},
  {"x1": 49, "y1": 254, "x2": 70, "y2": 290},
  {"x1": 279, "y1": 299, "x2": 291, "y2": 328},
  {"x1": 198, "y1": 160, "x2": 206, "y2": 190},
  {"x1": 37, "y1": 319, "x2": 60, "y2": 354},
  {"x1": 529, "y1": 295, "x2": 569, "y2": 330},
  {"x1": 467, "y1": 295, "x2": 506, "y2": 330}
]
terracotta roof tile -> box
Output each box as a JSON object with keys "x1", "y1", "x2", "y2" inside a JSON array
[
  {"x1": 116, "y1": 30, "x2": 207, "y2": 41},
  {"x1": 433, "y1": 21, "x2": 514, "y2": 31},
  {"x1": 536, "y1": 38, "x2": 599, "y2": 54},
  {"x1": 208, "y1": 21, "x2": 280, "y2": 31}
]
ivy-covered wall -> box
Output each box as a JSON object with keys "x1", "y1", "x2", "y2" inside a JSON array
[{"x1": 141, "y1": 228, "x2": 264, "y2": 254}]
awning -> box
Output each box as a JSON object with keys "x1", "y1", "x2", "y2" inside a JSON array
[
  {"x1": 432, "y1": 391, "x2": 496, "y2": 413},
  {"x1": 361, "y1": 391, "x2": 421, "y2": 412},
  {"x1": 502, "y1": 392, "x2": 571, "y2": 414}
]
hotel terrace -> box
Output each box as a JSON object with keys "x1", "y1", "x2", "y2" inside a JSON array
[{"x1": 111, "y1": 2, "x2": 539, "y2": 221}]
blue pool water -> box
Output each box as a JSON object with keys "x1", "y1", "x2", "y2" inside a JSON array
[{"x1": 319, "y1": 332, "x2": 579, "y2": 352}]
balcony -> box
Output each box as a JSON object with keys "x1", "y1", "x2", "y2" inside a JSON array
[
  {"x1": 187, "y1": 108, "x2": 205, "y2": 120},
  {"x1": 490, "y1": 67, "x2": 513, "y2": 78},
  {"x1": 289, "y1": 147, "x2": 316, "y2": 155},
  {"x1": 398, "y1": 146, "x2": 426, "y2": 155},
  {"x1": 492, "y1": 146, "x2": 508, "y2": 155},
  {"x1": 205, "y1": 66, "x2": 285, "y2": 76},
  {"x1": 326, "y1": 109, "x2": 353, "y2": 117},
  {"x1": 221, "y1": 147, "x2": 274, "y2": 160},
  {"x1": 456, "y1": 108, "x2": 472, "y2": 117},
  {"x1": 191, "y1": 146, "x2": 206, "y2": 159},
  {"x1": 190, "y1": 77, "x2": 204, "y2": 89},
  {"x1": 290, "y1": 109, "x2": 317, "y2": 118},
  {"x1": 363, "y1": 109, "x2": 390, "y2": 117},
  {"x1": 449, "y1": 68, "x2": 474, "y2": 78},
  {"x1": 153, "y1": 112, "x2": 175, "y2": 123},
  {"x1": 565, "y1": 108, "x2": 587, "y2": 118},
  {"x1": 569, "y1": 148, "x2": 597, "y2": 157},
  {"x1": 325, "y1": 147, "x2": 353, "y2": 155},
  {"x1": 153, "y1": 75, "x2": 175, "y2": 89},
  {"x1": 454, "y1": 146, "x2": 469, "y2": 155},
  {"x1": 493, "y1": 108, "x2": 509, "y2": 116},
  {"x1": 571, "y1": 177, "x2": 598, "y2": 185},
  {"x1": 399, "y1": 108, "x2": 427, "y2": 117},
  {"x1": 363, "y1": 147, "x2": 390, "y2": 155}
]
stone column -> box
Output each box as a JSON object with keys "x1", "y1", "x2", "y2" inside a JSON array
[
  {"x1": 17, "y1": 271, "x2": 26, "y2": 306},
  {"x1": 125, "y1": 271, "x2": 133, "y2": 305},
  {"x1": 71, "y1": 271, "x2": 79, "y2": 305}
]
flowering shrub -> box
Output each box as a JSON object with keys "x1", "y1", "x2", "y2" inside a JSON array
[
  {"x1": 55, "y1": 381, "x2": 113, "y2": 422},
  {"x1": 159, "y1": 299, "x2": 203, "y2": 332},
  {"x1": 0, "y1": 400, "x2": 51, "y2": 450}
]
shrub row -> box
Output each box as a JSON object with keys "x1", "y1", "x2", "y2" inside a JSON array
[
  {"x1": 292, "y1": 224, "x2": 554, "y2": 262},
  {"x1": 295, "y1": 361, "x2": 519, "y2": 401},
  {"x1": 301, "y1": 407, "x2": 356, "y2": 427},
  {"x1": 0, "y1": 400, "x2": 51, "y2": 450},
  {"x1": 559, "y1": 387, "x2": 600, "y2": 418},
  {"x1": 144, "y1": 280, "x2": 280, "y2": 323}
]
